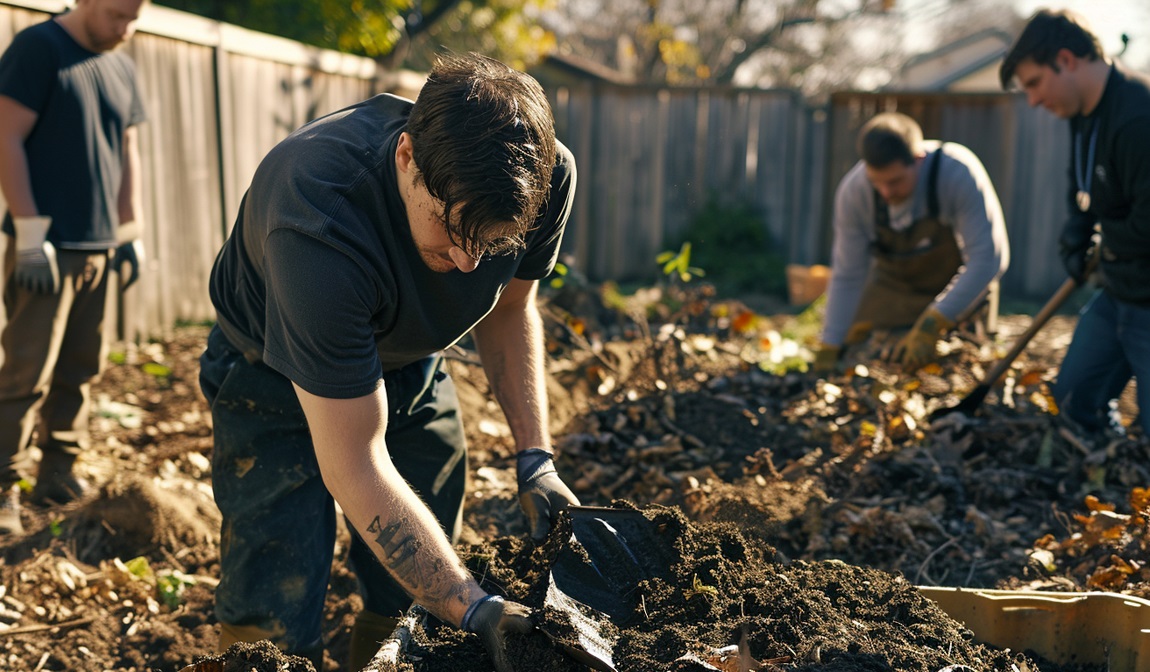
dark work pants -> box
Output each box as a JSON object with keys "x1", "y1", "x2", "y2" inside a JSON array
[
  {"x1": 1052, "y1": 289, "x2": 1149, "y2": 434},
  {"x1": 199, "y1": 326, "x2": 468, "y2": 654}
]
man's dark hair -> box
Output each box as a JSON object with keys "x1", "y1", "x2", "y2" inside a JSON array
[
  {"x1": 999, "y1": 9, "x2": 1104, "y2": 89},
  {"x1": 406, "y1": 52, "x2": 557, "y2": 257},
  {"x1": 856, "y1": 112, "x2": 923, "y2": 168}
]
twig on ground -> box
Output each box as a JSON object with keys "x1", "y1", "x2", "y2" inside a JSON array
[
  {"x1": 0, "y1": 615, "x2": 96, "y2": 637},
  {"x1": 915, "y1": 537, "x2": 959, "y2": 585}
]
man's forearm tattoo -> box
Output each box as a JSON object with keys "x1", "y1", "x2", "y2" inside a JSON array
[
  {"x1": 370, "y1": 517, "x2": 421, "y2": 570},
  {"x1": 367, "y1": 515, "x2": 470, "y2": 606}
]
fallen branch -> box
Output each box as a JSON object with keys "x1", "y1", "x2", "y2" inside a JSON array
[{"x1": 0, "y1": 616, "x2": 96, "y2": 637}]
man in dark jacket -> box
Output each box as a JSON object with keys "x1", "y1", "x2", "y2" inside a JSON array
[{"x1": 1001, "y1": 8, "x2": 1150, "y2": 434}]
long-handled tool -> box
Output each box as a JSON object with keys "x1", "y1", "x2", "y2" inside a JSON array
[{"x1": 929, "y1": 274, "x2": 1083, "y2": 423}]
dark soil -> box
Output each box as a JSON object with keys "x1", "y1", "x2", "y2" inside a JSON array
[
  {"x1": 371, "y1": 504, "x2": 1043, "y2": 672},
  {"x1": 0, "y1": 286, "x2": 1144, "y2": 672}
]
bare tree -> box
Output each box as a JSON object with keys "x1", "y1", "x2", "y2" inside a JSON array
[{"x1": 544, "y1": 0, "x2": 901, "y2": 88}]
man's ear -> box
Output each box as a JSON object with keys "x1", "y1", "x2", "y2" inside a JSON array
[
  {"x1": 395, "y1": 132, "x2": 415, "y2": 174},
  {"x1": 1055, "y1": 48, "x2": 1078, "y2": 72}
]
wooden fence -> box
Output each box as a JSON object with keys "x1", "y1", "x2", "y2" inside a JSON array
[
  {"x1": 0, "y1": 0, "x2": 1082, "y2": 348},
  {"x1": 550, "y1": 80, "x2": 1073, "y2": 300},
  {"x1": 549, "y1": 83, "x2": 824, "y2": 282}
]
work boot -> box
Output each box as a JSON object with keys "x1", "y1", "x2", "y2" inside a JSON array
[
  {"x1": 0, "y1": 485, "x2": 24, "y2": 536},
  {"x1": 30, "y1": 450, "x2": 91, "y2": 505},
  {"x1": 349, "y1": 610, "x2": 400, "y2": 670}
]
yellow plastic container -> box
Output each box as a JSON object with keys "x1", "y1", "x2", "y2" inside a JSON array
[{"x1": 919, "y1": 587, "x2": 1150, "y2": 672}]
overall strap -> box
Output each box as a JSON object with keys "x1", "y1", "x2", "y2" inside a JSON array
[
  {"x1": 872, "y1": 146, "x2": 943, "y2": 230},
  {"x1": 926, "y1": 145, "x2": 943, "y2": 220},
  {"x1": 872, "y1": 189, "x2": 891, "y2": 231}
]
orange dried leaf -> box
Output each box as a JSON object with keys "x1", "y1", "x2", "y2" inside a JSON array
[
  {"x1": 567, "y1": 317, "x2": 586, "y2": 335},
  {"x1": 732, "y1": 311, "x2": 757, "y2": 334},
  {"x1": 1018, "y1": 370, "x2": 1045, "y2": 387},
  {"x1": 1084, "y1": 495, "x2": 1114, "y2": 512},
  {"x1": 919, "y1": 363, "x2": 943, "y2": 375},
  {"x1": 1101, "y1": 525, "x2": 1126, "y2": 540},
  {"x1": 1130, "y1": 487, "x2": 1150, "y2": 512},
  {"x1": 1087, "y1": 566, "x2": 1127, "y2": 590},
  {"x1": 1112, "y1": 555, "x2": 1139, "y2": 574}
]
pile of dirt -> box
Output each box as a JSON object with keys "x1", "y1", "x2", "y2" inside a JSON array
[{"x1": 368, "y1": 504, "x2": 1047, "y2": 672}]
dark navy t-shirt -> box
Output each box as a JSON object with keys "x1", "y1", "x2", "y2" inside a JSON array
[
  {"x1": 0, "y1": 19, "x2": 146, "y2": 247},
  {"x1": 209, "y1": 94, "x2": 576, "y2": 398}
]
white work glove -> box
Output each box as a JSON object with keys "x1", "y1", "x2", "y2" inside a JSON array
[
  {"x1": 516, "y1": 448, "x2": 580, "y2": 542},
  {"x1": 13, "y1": 216, "x2": 60, "y2": 294}
]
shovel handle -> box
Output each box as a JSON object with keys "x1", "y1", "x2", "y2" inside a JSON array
[{"x1": 981, "y1": 275, "x2": 1079, "y2": 386}]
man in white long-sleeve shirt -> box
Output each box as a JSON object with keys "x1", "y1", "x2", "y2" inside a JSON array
[{"x1": 814, "y1": 112, "x2": 1010, "y2": 372}]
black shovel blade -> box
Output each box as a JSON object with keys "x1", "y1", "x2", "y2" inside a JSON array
[
  {"x1": 541, "y1": 575, "x2": 619, "y2": 672},
  {"x1": 929, "y1": 383, "x2": 991, "y2": 424},
  {"x1": 544, "y1": 507, "x2": 664, "y2": 671},
  {"x1": 550, "y1": 507, "x2": 652, "y2": 623}
]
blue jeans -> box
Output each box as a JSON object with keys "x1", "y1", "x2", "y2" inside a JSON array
[
  {"x1": 199, "y1": 326, "x2": 468, "y2": 654},
  {"x1": 1051, "y1": 289, "x2": 1149, "y2": 434}
]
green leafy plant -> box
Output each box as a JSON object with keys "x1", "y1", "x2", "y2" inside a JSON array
[
  {"x1": 142, "y1": 362, "x2": 173, "y2": 378},
  {"x1": 656, "y1": 242, "x2": 705, "y2": 283},
  {"x1": 157, "y1": 570, "x2": 198, "y2": 609}
]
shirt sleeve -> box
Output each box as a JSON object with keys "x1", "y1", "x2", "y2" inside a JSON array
[
  {"x1": 515, "y1": 140, "x2": 577, "y2": 280},
  {"x1": 932, "y1": 146, "x2": 1009, "y2": 320},
  {"x1": 0, "y1": 28, "x2": 57, "y2": 113},
  {"x1": 821, "y1": 164, "x2": 873, "y2": 346},
  {"x1": 260, "y1": 228, "x2": 385, "y2": 399}
]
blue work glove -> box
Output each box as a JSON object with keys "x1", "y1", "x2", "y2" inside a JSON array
[
  {"x1": 112, "y1": 239, "x2": 144, "y2": 290},
  {"x1": 1059, "y1": 219, "x2": 1094, "y2": 285},
  {"x1": 462, "y1": 595, "x2": 534, "y2": 672},
  {"x1": 516, "y1": 448, "x2": 580, "y2": 542},
  {"x1": 13, "y1": 216, "x2": 59, "y2": 294}
]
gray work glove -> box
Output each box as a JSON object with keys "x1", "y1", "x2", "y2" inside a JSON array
[
  {"x1": 13, "y1": 216, "x2": 59, "y2": 294},
  {"x1": 516, "y1": 448, "x2": 580, "y2": 542},
  {"x1": 112, "y1": 239, "x2": 144, "y2": 289},
  {"x1": 462, "y1": 595, "x2": 534, "y2": 672}
]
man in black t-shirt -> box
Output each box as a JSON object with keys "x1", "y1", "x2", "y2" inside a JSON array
[
  {"x1": 1001, "y1": 9, "x2": 1150, "y2": 436},
  {"x1": 0, "y1": 0, "x2": 148, "y2": 537},
  {"x1": 200, "y1": 53, "x2": 580, "y2": 671}
]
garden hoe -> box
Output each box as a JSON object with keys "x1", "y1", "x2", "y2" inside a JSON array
[
  {"x1": 929, "y1": 265, "x2": 1093, "y2": 425},
  {"x1": 542, "y1": 506, "x2": 666, "y2": 672}
]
